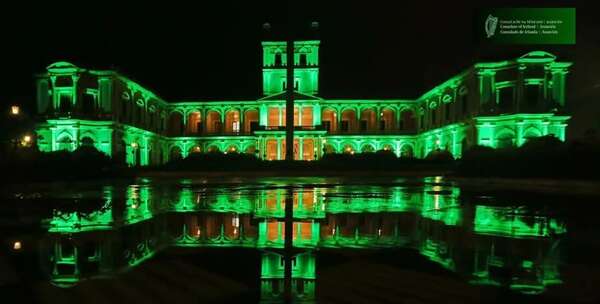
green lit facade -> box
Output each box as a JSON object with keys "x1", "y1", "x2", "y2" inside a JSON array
[
  {"x1": 42, "y1": 180, "x2": 565, "y2": 297},
  {"x1": 34, "y1": 43, "x2": 571, "y2": 165}
]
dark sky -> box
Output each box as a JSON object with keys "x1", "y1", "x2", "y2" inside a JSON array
[{"x1": 1, "y1": 1, "x2": 597, "y2": 137}]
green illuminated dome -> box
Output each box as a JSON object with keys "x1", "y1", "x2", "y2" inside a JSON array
[{"x1": 47, "y1": 61, "x2": 78, "y2": 70}]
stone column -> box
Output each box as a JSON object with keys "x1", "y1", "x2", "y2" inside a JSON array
[
  {"x1": 516, "y1": 65, "x2": 526, "y2": 112},
  {"x1": 313, "y1": 104, "x2": 321, "y2": 126},
  {"x1": 72, "y1": 74, "x2": 80, "y2": 112},
  {"x1": 541, "y1": 121, "x2": 549, "y2": 136},
  {"x1": 239, "y1": 109, "x2": 245, "y2": 133},
  {"x1": 50, "y1": 76, "x2": 57, "y2": 111},
  {"x1": 516, "y1": 122, "x2": 524, "y2": 147},
  {"x1": 451, "y1": 130, "x2": 458, "y2": 157},
  {"x1": 278, "y1": 106, "x2": 283, "y2": 127},
  {"x1": 551, "y1": 68, "x2": 568, "y2": 107},
  {"x1": 182, "y1": 110, "x2": 188, "y2": 135},
  {"x1": 201, "y1": 108, "x2": 208, "y2": 134},
  {"x1": 98, "y1": 77, "x2": 113, "y2": 114},
  {"x1": 376, "y1": 107, "x2": 381, "y2": 130},
  {"x1": 477, "y1": 69, "x2": 496, "y2": 112},
  {"x1": 259, "y1": 104, "x2": 268, "y2": 127},
  {"x1": 277, "y1": 138, "x2": 282, "y2": 160}
]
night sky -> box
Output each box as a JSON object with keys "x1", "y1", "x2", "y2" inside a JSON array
[{"x1": 1, "y1": 1, "x2": 597, "y2": 138}]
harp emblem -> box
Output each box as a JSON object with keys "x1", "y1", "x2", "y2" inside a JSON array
[{"x1": 485, "y1": 14, "x2": 498, "y2": 38}]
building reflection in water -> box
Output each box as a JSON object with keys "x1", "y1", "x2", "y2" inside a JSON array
[{"x1": 41, "y1": 178, "x2": 566, "y2": 301}]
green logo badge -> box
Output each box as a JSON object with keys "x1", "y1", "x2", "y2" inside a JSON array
[{"x1": 485, "y1": 14, "x2": 498, "y2": 38}]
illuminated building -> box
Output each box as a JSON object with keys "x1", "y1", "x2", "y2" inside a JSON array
[
  {"x1": 34, "y1": 41, "x2": 571, "y2": 165},
  {"x1": 42, "y1": 181, "x2": 566, "y2": 297}
]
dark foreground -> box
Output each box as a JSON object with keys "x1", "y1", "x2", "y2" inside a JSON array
[{"x1": 1, "y1": 177, "x2": 600, "y2": 303}]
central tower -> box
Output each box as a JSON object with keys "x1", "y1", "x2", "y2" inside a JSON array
[{"x1": 261, "y1": 40, "x2": 319, "y2": 96}]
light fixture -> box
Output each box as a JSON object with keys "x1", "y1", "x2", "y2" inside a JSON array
[
  {"x1": 10, "y1": 105, "x2": 20, "y2": 115},
  {"x1": 13, "y1": 241, "x2": 22, "y2": 250},
  {"x1": 131, "y1": 142, "x2": 138, "y2": 148},
  {"x1": 23, "y1": 135, "x2": 31, "y2": 143}
]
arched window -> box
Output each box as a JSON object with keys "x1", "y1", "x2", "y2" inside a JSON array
[
  {"x1": 342, "y1": 144, "x2": 355, "y2": 154},
  {"x1": 381, "y1": 109, "x2": 396, "y2": 131},
  {"x1": 170, "y1": 146, "x2": 183, "y2": 161},
  {"x1": 225, "y1": 110, "x2": 241, "y2": 133},
  {"x1": 360, "y1": 109, "x2": 376, "y2": 132},
  {"x1": 57, "y1": 135, "x2": 74, "y2": 151},
  {"x1": 361, "y1": 144, "x2": 375, "y2": 153},
  {"x1": 80, "y1": 137, "x2": 95, "y2": 148},
  {"x1": 322, "y1": 109, "x2": 336, "y2": 132},
  {"x1": 187, "y1": 112, "x2": 202, "y2": 134},
  {"x1": 399, "y1": 110, "x2": 416, "y2": 131},
  {"x1": 400, "y1": 145, "x2": 414, "y2": 158},
  {"x1": 496, "y1": 131, "x2": 515, "y2": 148},
  {"x1": 341, "y1": 109, "x2": 357, "y2": 133},
  {"x1": 168, "y1": 112, "x2": 184, "y2": 136}
]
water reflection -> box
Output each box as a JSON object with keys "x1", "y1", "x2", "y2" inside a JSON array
[{"x1": 39, "y1": 178, "x2": 566, "y2": 301}]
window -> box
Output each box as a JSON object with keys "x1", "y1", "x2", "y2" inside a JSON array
[
  {"x1": 232, "y1": 121, "x2": 240, "y2": 133},
  {"x1": 379, "y1": 120, "x2": 386, "y2": 131},
  {"x1": 445, "y1": 103, "x2": 450, "y2": 121},
  {"x1": 214, "y1": 121, "x2": 222, "y2": 133},
  {"x1": 59, "y1": 93, "x2": 72, "y2": 112},
  {"x1": 341, "y1": 120, "x2": 349, "y2": 132},
  {"x1": 55, "y1": 77, "x2": 73, "y2": 87},
  {"x1": 299, "y1": 53, "x2": 307, "y2": 65},
  {"x1": 275, "y1": 53, "x2": 282, "y2": 66},
  {"x1": 121, "y1": 101, "x2": 127, "y2": 122},
  {"x1": 323, "y1": 121, "x2": 331, "y2": 132},
  {"x1": 525, "y1": 85, "x2": 540, "y2": 107},
  {"x1": 197, "y1": 121, "x2": 203, "y2": 134},
  {"x1": 498, "y1": 87, "x2": 514, "y2": 111},
  {"x1": 250, "y1": 121, "x2": 259, "y2": 132},
  {"x1": 431, "y1": 111, "x2": 436, "y2": 126},
  {"x1": 462, "y1": 95, "x2": 468, "y2": 115},
  {"x1": 294, "y1": 80, "x2": 299, "y2": 90},
  {"x1": 82, "y1": 93, "x2": 95, "y2": 115},
  {"x1": 359, "y1": 120, "x2": 367, "y2": 131}
]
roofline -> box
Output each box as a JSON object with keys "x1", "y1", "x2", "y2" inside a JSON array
[{"x1": 261, "y1": 40, "x2": 320, "y2": 46}]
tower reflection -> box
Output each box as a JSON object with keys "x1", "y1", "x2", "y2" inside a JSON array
[{"x1": 41, "y1": 179, "x2": 566, "y2": 301}]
